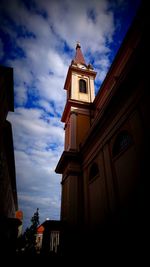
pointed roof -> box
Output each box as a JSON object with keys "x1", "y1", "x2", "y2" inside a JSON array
[{"x1": 73, "y1": 42, "x2": 86, "y2": 65}]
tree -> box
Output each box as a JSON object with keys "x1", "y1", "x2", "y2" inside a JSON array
[{"x1": 23, "y1": 208, "x2": 40, "y2": 254}]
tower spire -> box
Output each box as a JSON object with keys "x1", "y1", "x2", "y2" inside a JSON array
[{"x1": 74, "y1": 41, "x2": 86, "y2": 65}]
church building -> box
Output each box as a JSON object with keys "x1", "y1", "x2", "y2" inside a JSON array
[{"x1": 55, "y1": 2, "x2": 149, "y2": 257}]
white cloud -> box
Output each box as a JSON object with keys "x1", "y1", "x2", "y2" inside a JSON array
[
  {"x1": 8, "y1": 107, "x2": 64, "y2": 148},
  {"x1": 37, "y1": 0, "x2": 115, "y2": 54},
  {"x1": 7, "y1": 107, "x2": 64, "y2": 227},
  {"x1": 0, "y1": 0, "x2": 116, "y2": 110},
  {"x1": 38, "y1": 99, "x2": 55, "y2": 114}
]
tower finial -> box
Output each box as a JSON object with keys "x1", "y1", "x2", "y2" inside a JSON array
[{"x1": 76, "y1": 41, "x2": 81, "y2": 49}]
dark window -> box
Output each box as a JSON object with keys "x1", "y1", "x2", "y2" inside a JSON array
[
  {"x1": 79, "y1": 79, "x2": 87, "y2": 93},
  {"x1": 112, "y1": 130, "x2": 132, "y2": 157},
  {"x1": 89, "y1": 162, "x2": 99, "y2": 181}
]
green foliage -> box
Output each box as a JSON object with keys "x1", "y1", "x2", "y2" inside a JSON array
[
  {"x1": 17, "y1": 208, "x2": 40, "y2": 254},
  {"x1": 30, "y1": 208, "x2": 40, "y2": 232}
]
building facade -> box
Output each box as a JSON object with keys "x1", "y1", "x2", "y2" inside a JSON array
[
  {"x1": 56, "y1": 3, "x2": 149, "y2": 257},
  {"x1": 36, "y1": 220, "x2": 62, "y2": 256},
  {"x1": 0, "y1": 65, "x2": 21, "y2": 254}
]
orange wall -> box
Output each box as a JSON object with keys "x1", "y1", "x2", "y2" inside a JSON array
[{"x1": 77, "y1": 114, "x2": 90, "y2": 147}]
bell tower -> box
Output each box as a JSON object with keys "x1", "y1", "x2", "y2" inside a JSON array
[
  {"x1": 62, "y1": 42, "x2": 96, "y2": 151},
  {"x1": 55, "y1": 43, "x2": 96, "y2": 225}
]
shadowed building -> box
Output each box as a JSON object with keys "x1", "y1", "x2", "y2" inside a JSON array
[
  {"x1": 36, "y1": 220, "x2": 62, "y2": 256},
  {"x1": 0, "y1": 65, "x2": 21, "y2": 254},
  {"x1": 55, "y1": 2, "x2": 149, "y2": 258}
]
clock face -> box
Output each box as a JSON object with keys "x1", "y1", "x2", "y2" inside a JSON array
[{"x1": 78, "y1": 64, "x2": 86, "y2": 69}]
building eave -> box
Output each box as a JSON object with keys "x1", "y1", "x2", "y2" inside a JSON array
[
  {"x1": 55, "y1": 150, "x2": 80, "y2": 174},
  {"x1": 70, "y1": 65, "x2": 97, "y2": 77},
  {"x1": 61, "y1": 99, "x2": 93, "y2": 122}
]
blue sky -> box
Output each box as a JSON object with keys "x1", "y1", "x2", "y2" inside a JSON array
[{"x1": 0, "y1": 0, "x2": 141, "y2": 231}]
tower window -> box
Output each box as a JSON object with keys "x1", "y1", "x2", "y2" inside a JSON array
[
  {"x1": 112, "y1": 130, "x2": 133, "y2": 157},
  {"x1": 89, "y1": 162, "x2": 99, "y2": 181},
  {"x1": 79, "y1": 79, "x2": 87, "y2": 93}
]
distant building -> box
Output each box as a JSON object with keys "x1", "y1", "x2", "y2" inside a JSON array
[
  {"x1": 36, "y1": 220, "x2": 62, "y2": 256},
  {"x1": 36, "y1": 224, "x2": 44, "y2": 252},
  {"x1": 0, "y1": 65, "x2": 21, "y2": 253},
  {"x1": 55, "y1": 3, "x2": 149, "y2": 257},
  {"x1": 16, "y1": 210, "x2": 23, "y2": 237}
]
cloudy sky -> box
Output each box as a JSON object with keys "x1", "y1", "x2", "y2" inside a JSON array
[{"x1": 0, "y1": 0, "x2": 141, "y2": 231}]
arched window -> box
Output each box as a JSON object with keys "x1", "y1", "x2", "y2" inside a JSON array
[
  {"x1": 112, "y1": 130, "x2": 132, "y2": 157},
  {"x1": 89, "y1": 162, "x2": 99, "y2": 181},
  {"x1": 79, "y1": 79, "x2": 87, "y2": 93}
]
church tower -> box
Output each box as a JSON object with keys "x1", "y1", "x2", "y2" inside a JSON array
[{"x1": 55, "y1": 43, "x2": 96, "y2": 226}]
